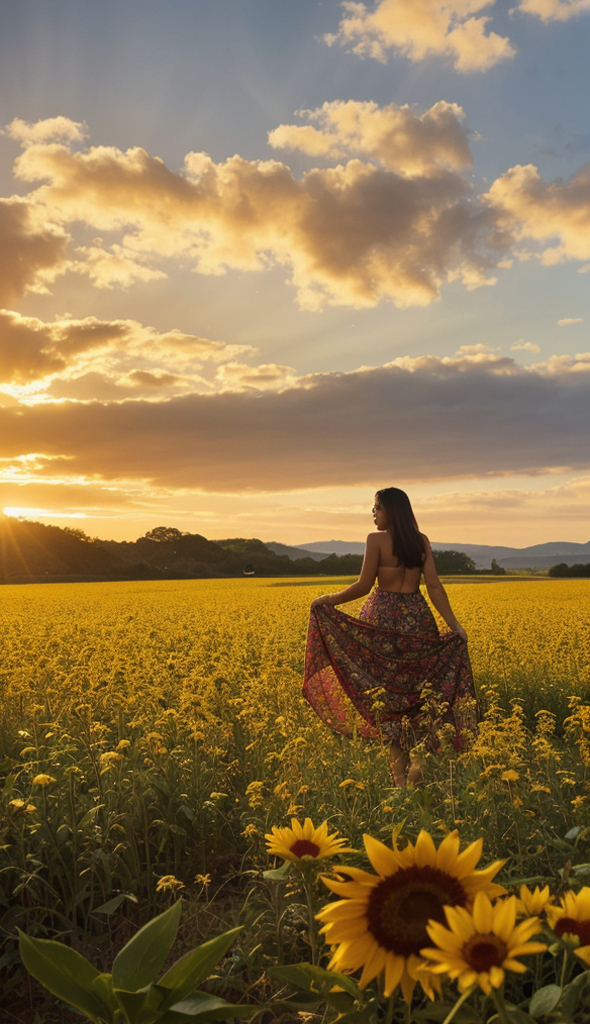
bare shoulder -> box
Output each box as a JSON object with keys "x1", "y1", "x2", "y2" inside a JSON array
[
  {"x1": 421, "y1": 533, "x2": 432, "y2": 552},
  {"x1": 365, "y1": 531, "x2": 383, "y2": 546}
]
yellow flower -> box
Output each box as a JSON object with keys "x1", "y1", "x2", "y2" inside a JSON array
[
  {"x1": 155, "y1": 875, "x2": 185, "y2": 893},
  {"x1": 194, "y1": 873, "x2": 212, "y2": 886},
  {"x1": 546, "y1": 887, "x2": 590, "y2": 964},
  {"x1": 501, "y1": 770, "x2": 520, "y2": 782},
  {"x1": 265, "y1": 818, "x2": 354, "y2": 863},
  {"x1": 423, "y1": 893, "x2": 546, "y2": 995},
  {"x1": 32, "y1": 774, "x2": 56, "y2": 786},
  {"x1": 316, "y1": 829, "x2": 506, "y2": 1003},
  {"x1": 515, "y1": 884, "x2": 554, "y2": 918}
]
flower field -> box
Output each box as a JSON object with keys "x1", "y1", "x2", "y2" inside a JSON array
[{"x1": 1, "y1": 576, "x2": 590, "y2": 1020}]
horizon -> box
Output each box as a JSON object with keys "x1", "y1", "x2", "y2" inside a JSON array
[
  {"x1": 1, "y1": 2, "x2": 589, "y2": 546},
  {"x1": 2, "y1": 512, "x2": 589, "y2": 553}
]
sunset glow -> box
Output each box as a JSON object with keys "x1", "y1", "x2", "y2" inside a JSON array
[{"x1": 1, "y1": 1, "x2": 589, "y2": 546}]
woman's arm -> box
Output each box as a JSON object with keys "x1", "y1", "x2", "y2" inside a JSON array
[
  {"x1": 310, "y1": 533, "x2": 380, "y2": 608},
  {"x1": 422, "y1": 537, "x2": 468, "y2": 641}
]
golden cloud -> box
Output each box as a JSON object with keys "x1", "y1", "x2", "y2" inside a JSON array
[
  {"x1": 1, "y1": 351, "x2": 589, "y2": 492},
  {"x1": 485, "y1": 162, "x2": 590, "y2": 264},
  {"x1": 5, "y1": 116, "x2": 503, "y2": 309},
  {"x1": 324, "y1": 0, "x2": 515, "y2": 73},
  {"x1": 0, "y1": 199, "x2": 69, "y2": 305},
  {"x1": 0, "y1": 309, "x2": 255, "y2": 390},
  {"x1": 268, "y1": 100, "x2": 473, "y2": 174}
]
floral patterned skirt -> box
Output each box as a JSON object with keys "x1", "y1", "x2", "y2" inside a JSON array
[{"x1": 303, "y1": 589, "x2": 477, "y2": 751}]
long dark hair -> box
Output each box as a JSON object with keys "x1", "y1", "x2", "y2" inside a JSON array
[{"x1": 376, "y1": 487, "x2": 425, "y2": 568}]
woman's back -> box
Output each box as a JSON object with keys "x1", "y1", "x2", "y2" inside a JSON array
[{"x1": 373, "y1": 530, "x2": 423, "y2": 593}]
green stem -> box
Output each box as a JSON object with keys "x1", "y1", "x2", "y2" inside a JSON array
[
  {"x1": 560, "y1": 948, "x2": 570, "y2": 989},
  {"x1": 302, "y1": 870, "x2": 318, "y2": 965},
  {"x1": 441, "y1": 984, "x2": 478, "y2": 1024},
  {"x1": 491, "y1": 988, "x2": 510, "y2": 1024},
  {"x1": 384, "y1": 991, "x2": 396, "y2": 1024}
]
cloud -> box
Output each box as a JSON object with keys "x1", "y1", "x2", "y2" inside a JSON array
[
  {"x1": 5, "y1": 116, "x2": 88, "y2": 146},
  {"x1": 325, "y1": 0, "x2": 515, "y2": 73},
  {"x1": 215, "y1": 362, "x2": 299, "y2": 390},
  {"x1": 268, "y1": 100, "x2": 473, "y2": 174},
  {"x1": 485, "y1": 162, "x2": 590, "y2": 265},
  {"x1": 516, "y1": 0, "x2": 590, "y2": 21},
  {"x1": 557, "y1": 317, "x2": 584, "y2": 326},
  {"x1": 0, "y1": 309, "x2": 255, "y2": 389},
  {"x1": 511, "y1": 340, "x2": 541, "y2": 352},
  {"x1": 0, "y1": 199, "x2": 69, "y2": 305},
  {"x1": 5, "y1": 115, "x2": 504, "y2": 310},
  {"x1": 1, "y1": 351, "x2": 589, "y2": 492}
]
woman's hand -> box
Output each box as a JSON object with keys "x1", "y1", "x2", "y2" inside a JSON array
[
  {"x1": 453, "y1": 624, "x2": 468, "y2": 642},
  {"x1": 311, "y1": 595, "x2": 335, "y2": 609}
]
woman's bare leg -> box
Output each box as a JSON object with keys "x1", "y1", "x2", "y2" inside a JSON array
[
  {"x1": 406, "y1": 759, "x2": 422, "y2": 785},
  {"x1": 388, "y1": 744, "x2": 408, "y2": 787}
]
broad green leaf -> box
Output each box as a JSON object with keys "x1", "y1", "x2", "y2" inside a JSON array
[
  {"x1": 561, "y1": 970, "x2": 590, "y2": 1015},
  {"x1": 113, "y1": 985, "x2": 155, "y2": 1021},
  {"x1": 18, "y1": 930, "x2": 108, "y2": 1022},
  {"x1": 529, "y1": 984, "x2": 562, "y2": 1019},
  {"x1": 112, "y1": 901, "x2": 182, "y2": 992},
  {"x1": 268, "y1": 962, "x2": 361, "y2": 999},
  {"x1": 504, "y1": 1007, "x2": 537, "y2": 1024},
  {"x1": 169, "y1": 991, "x2": 256, "y2": 1018},
  {"x1": 90, "y1": 973, "x2": 118, "y2": 1013},
  {"x1": 157, "y1": 927, "x2": 242, "y2": 1011}
]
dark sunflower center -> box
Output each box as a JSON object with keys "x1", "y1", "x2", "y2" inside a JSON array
[
  {"x1": 555, "y1": 917, "x2": 590, "y2": 945},
  {"x1": 290, "y1": 839, "x2": 320, "y2": 858},
  {"x1": 366, "y1": 864, "x2": 467, "y2": 957},
  {"x1": 463, "y1": 933, "x2": 507, "y2": 972}
]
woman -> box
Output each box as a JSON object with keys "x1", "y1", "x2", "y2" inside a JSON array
[{"x1": 303, "y1": 487, "x2": 477, "y2": 786}]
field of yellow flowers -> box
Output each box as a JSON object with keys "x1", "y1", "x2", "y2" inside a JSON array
[{"x1": 1, "y1": 576, "x2": 590, "y2": 1020}]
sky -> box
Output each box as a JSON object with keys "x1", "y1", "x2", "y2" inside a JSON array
[{"x1": 0, "y1": 0, "x2": 589, "y2": 547}]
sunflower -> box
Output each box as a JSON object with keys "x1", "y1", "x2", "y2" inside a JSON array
[
  {"x1": 316, "y1": 828, "x2": 506, "y2": 1003},
  {"x1": 546, "y1": 886, "x2": 590, "y2": 965},
  {"x1": 515, "y1": 883, "x2": 554, "y2": 918},
  {"x1": 422, "y1": 893, "x2": 546, "y2": 995},
  {"x1": 265, "y1": 818, "x2": 354, "y2": 863}
]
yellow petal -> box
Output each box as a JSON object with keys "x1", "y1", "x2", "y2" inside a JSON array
[
  {"x1": 383, "y1": 953, "x2": 405, "y2": 996},
  {"x1": 436, "y1": 831, "x2": 461, "y2": 872},
  {"x1": 453, "y1": 837, "x2": 483, "y2": 877},
  {"x1": 489, "y1": 965, "x2": 505, "y2": 989},
  {"x1": 472, "y1": 892, "x2": 493, "y2": 933},
  {"x1": 414, "y1": 830, "x2": 437, "y2": 867},
  {"x1": 363, "y1": 834, "x2": 399, "y2": 876},
  {"x1": 492, "y1": 895, "x2": 517, "y2": 940}
]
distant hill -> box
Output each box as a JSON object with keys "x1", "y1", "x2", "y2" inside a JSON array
[
  {"x1": 0, "y1": 518, "x2": 362, "y2": 584},
  {"x1": 298, "y1": 538, "x2": 590, "y2": 570}
]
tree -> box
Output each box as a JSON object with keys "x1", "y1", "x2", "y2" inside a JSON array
[
  {"x1": 432, "y1": 549, "x2": 477, "y2": 574},
  {"x1": 143, "y1": 527, "x2": 185, "y2": 543},
  {"x1": 491, "y1": 558, "x2": 506, "y2": 575}
]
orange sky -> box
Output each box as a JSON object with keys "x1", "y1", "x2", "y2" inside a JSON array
[{"x1": 1, "y1": 1, "x2": 589, "y2": 546}]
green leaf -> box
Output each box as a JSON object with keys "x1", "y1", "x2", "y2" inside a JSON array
[
  {"x1": 113, "y1": 986, "x2": 151, "y2": 1019},
  {"x1": 94, "y1": 893, "x2": 139, "y2": 916},
  {"x1": 262, "y1": 863, "x2": 291, "y2": 881},
  {"x1": 112, "y1": 901, "x2": 182, "y2": 992},
  {"x1": 529, "y1": 984, "x2": 562, "y2": 1019},
  {"x1": 561, "y1": 970, "x2": 590, "y2": 1015},
  {"x1": 268, "y1": 962, "x2": 361, "y2": 999},
  {"x1": 157, "y1": 927, "x2": 242, "y2": 1011},
  {"x1": 90, "y1": 973, "x2": 118, "y2": 1014},
  {"x1": 18, "y1": 930, "x2": 108, "y2": 1022},
  {"x1": 170, "y1": 992, "x2": 256, "y2": 1019},
  {"x1": 504, "y1": 1006, "x2": 537, "y2": 1024}
]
